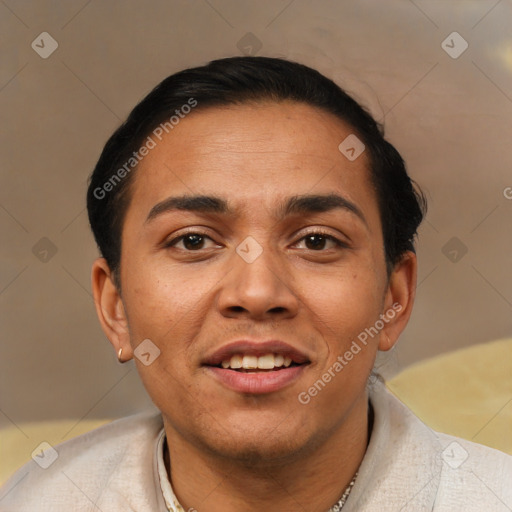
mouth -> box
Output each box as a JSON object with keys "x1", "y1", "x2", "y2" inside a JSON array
[
  {"x1": 202, "y1": 340, "x2": 311, "y2": 394},
  {"x1": 214, "y1": 353, "x2": 304, "y2": 372}
]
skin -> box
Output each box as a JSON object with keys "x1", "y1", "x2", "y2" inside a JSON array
[{"x1": 92, "y1": 101, "x2": 416, "y2": 512}]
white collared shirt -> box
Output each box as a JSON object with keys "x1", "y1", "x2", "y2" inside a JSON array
[{"x1": 2, "y1": 379, "x2": 511, "y2": 511}]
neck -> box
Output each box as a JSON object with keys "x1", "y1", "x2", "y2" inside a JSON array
[{"x1": 163, "y1": 392, "x2": 371, "y2": 512}]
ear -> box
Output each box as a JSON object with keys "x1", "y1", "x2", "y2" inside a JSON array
[
  {"x1": 91, "y1": 258, "x2": 133, "y2": 361},
  {"x1": 378, "y1": 251, "x2": 417, "y2": 351}
]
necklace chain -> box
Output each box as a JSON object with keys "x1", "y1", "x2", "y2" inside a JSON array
[
  {"x1": 327, "y1": 471, "x2": 358, "y2": 511},
  {"x1": 163, "y1": 403, "x2": 366, "y2": 512},
  {"x1": 165, "y1": 471, "x2": 358, "y2": 512}
]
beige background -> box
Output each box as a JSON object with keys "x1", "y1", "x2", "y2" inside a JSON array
[{"x1": 1, "y1": 0, "x2": 511, "y2": 436}]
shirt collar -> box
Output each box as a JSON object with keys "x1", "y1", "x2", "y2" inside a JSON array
[
  {"x1": 153, "y1": 379, "x2": 441, "y2": 511},
  {"x1": 156, "y1": 428, "x2": 185, "y2": 512}
]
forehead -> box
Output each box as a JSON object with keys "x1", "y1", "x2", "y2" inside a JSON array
[{"x1": 125, "y1": 101, "x2": 379, "y2": 226}]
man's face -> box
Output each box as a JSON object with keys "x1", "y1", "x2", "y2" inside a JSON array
[{"x1": 118, "y1": 101, "x2": 392, "y2": 461}]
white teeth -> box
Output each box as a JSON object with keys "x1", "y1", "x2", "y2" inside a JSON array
[
  {"x1": 230, "y1": 354, "x2": 243, "y2": 369},
  {"x1": 257, "y1": 354, "x2": 275, "y2": 369},
  {"x1": 242, "y1": 355, "x2": 258, "y2": 369},
  {"x1": 219, "y1": 353, "x2": 297, "y2": 370}
]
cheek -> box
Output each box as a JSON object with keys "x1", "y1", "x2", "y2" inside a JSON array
[
  {"x1": 120, "y1": 261, "x2": 203, "y2": 361},
  {"x1": 120, "y1": 261, "x2": 217, "y2": 412},
  {"x1": 301, "y1": 266, "x2": 384, "y2": 340},
  {"x1": 296, "y1": 270, "x2": 383, "y2": 410}
]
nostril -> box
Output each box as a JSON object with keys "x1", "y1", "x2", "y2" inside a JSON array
[{"x1": 269, "y1": 306, "x2": 287, "y2": 314}]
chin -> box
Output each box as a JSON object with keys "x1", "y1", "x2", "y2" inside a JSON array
[
  {"x1": 194, "y1": 417, "x2": 321, "y2": 467},
  {"x1": 210, "y1": 432, "x2": 307, "y2": 466}
]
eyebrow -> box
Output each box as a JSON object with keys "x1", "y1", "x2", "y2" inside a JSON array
[{"x1": 145, "y1": 193, "x2": 367, "y2": 225}]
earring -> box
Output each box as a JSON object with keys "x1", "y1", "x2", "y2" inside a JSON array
[{"x1": 118, "y1": 347, "x2": 124, "y2": 363}]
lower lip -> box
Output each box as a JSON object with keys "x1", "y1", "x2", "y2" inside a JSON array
[{"x1": 205, "y1": 365, "x2": 307, "y2": 394}]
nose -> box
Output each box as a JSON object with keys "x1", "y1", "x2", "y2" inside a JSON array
[{"x1": 216, "y1": 241, "x2": 300, "y2": 321}]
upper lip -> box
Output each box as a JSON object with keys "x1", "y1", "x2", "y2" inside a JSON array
[{"x1": 202, "y1": 340, "x2": 311, "y2": 367}]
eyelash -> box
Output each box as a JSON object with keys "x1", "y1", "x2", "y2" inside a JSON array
[{"x1": 164, "y1": 229, "x2": 347, "y2": 251}]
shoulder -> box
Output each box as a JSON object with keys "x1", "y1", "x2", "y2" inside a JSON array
[
  {"x1": 434, "y1": 431, "x2": 512, "y2": 509},
  {"x1": 352, "y1": 380, "x2": 512, "y2": 511},
  {"x1": 0, "y1": 412, "x2": 164, "y2": 511}
]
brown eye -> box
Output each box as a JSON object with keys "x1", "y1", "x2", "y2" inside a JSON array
[
  {"x1": 182, "y1": 234, "x2": 205, "y2": 250},
  {"x1": 305, "y1": 234, "x2": 328, "y2": 250},
  {"x1": 166, "y1": 233, "x2": 216, "y2": 251},
  {"x1": 296, "y1": 233, "x2": 343, "y2": 251}
]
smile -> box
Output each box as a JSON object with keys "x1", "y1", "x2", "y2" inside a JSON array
[
  {"x1": 219, "y1": 353, "x2": 295, "y2": 371},
  {"x1": 202, "y1": 339, "x2": 311, "y2": 393},
  {"x1": 205, "y1": 355, "x2": 309, "y2": 394}
]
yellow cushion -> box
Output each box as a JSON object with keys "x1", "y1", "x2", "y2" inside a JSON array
[
  {"x1": 387, "y1": 338, "x2": 512, "y2": 455},
  {"x1": 0, "y1": 419, "x2": 112, "y2": 486}
]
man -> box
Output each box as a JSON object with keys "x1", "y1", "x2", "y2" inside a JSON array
[{"x1": 1, "y1": 56, "x2": 511, "y2": 511}]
